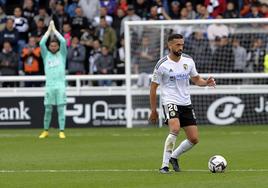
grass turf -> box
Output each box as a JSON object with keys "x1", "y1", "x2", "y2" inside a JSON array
[{"x1": 0, "y1": 126, "x2": 267, "y2": 188}]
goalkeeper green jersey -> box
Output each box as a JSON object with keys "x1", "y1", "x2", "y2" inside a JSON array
[{"x1": 40, "y1": 33, "x2": 67, "y2": 88}]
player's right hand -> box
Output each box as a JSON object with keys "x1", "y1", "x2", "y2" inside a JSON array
[
  {"x1": 149, "y1": 110, "x2": 158, "y2": 124},
  {"x1": 49, "y1": 20, "x2": 54, "y2": 26}
]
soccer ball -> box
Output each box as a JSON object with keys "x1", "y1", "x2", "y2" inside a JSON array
[{"x1": 208, "y1": 155, "x2": 227, "y2": 173}]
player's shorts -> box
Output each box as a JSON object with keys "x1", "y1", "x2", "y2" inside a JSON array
[
  {"x1": 44, "y1": 87, "x2": 66, "y2": 105},
  {"x1": 162, "y1": 104, "x2": 197, "y2": 127}
]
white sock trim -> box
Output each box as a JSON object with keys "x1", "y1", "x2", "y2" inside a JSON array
[{"x1": 171, "y1": 139, "x2": 194, "y2": 159}]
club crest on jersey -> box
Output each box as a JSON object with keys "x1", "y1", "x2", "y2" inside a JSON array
[
  {"x1": 170, "y1": 111, "x2": 176, "y2": 117},
  {"x1": 183, "y1": 64, "x2": 188, "y2": 70}
]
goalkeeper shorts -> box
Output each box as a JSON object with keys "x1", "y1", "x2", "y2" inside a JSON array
[{"x1": 44, "y1": 87, "x2": 66, "y2": 105}]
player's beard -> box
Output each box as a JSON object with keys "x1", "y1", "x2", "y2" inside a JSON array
[
  {"x1": 50, "y1": 49, "x2": 59, "y2": 54},
  {"x1": 173, "y1": 50, "x2": 182, "y2": 57}
]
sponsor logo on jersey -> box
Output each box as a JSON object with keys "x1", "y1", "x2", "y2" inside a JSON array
[{"x1": 175, "y1": 73, "x2": 188, "y2": 80}]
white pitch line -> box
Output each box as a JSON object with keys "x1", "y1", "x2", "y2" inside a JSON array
[
  {"x1": 0, "y1": 169, "x2": 157, "y2": 173},
  {"x1": 0, "y1": 169, "x2": 268, "y2": 173}
]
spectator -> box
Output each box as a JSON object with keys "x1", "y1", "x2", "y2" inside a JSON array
[
  {"x1": 120, "y1": 4, "x2": 141, "y2": 35},
  {"x1": 116, "y1": 0, "x2": 128, "y2": 14},
  {"x1": 30, "y1": 18, "x2": 46, "y2": 42},
  {"x1": 184, "y1": 31, "x2": 212, "y2": 73},
  {"x1": 80, "y1": 25, "x2": 96, "y2": 53},
  {"x1": 21, "y1": 36, "x2": 42, "y2": 86},
  {"x1": 207, "y1": 15, "x2": 229, "y2": 41},
  {"x1": 88, "y1": 39, "x2": 101, "y2": 86},
  {"x1": 195, "y1": 4, "x2": 203, "y2": 18},
  {"x1": 260, "y1": 3, "x2": 268, "y2": 17},
  {"x1": 223, "y1": 2, "x2": 239, "y2": 18},
  {"x1": 88, "y1": 39, "x2": 101, "y2": 74},
  {"x1": 133, "y1": 36, "x2": 158, "y2": 87},
  {"x1": 93, "y1": 6, "x2": 113, "y2": 27},
  {"x1": 70, "y1": 6, "x2": 88, "y2": 37},
  {"x1": 212, "y1": 36, "x2": 234, "y2": 74},
  {"x1": 204, "y1": 0, "x2": 227, "y2": 18},
  {"x1": 154, "y1": 0, "x2": 170, "y2": 17},
  {"x1": 23, "y1": 0, "x2": 36, "y2": 32},
  {"x1": 180, "y1": 7, "x2": 189, "y2": 20},
  {"x1": 185, "y1": 1, "x2": 196, "y2": 19},
  {"x1": 96, "y1": 16, "x2": 117, "y2": 53},
  {"x1": 231, "y1": 38, "x2": 247, "y2": 84},
  {"x1": 240, "y1": 0, "x2": 261, "y2": 17},
  {"x1": 112, "y1": 8, "x2": 125, "y2": 43},
  {"x1": 0, "y1": 41, "x2": 18, "y2": 87},
  {"x1": 133, "y1": 36, "x2": 157, "y2": 74},
  {"x1": 52, "y1": 0, "x2": 69, "y2": 33},
  {"x1": 172, "y1": 8, "x2": 193, "y2": 38},
  {"x1": 95, "y1": 45, "x2": 114, "y2": 86},
  {"x1": 245, "y1": 4, "x2": 263, "y2": 18},
  {"x1": 100, "y1": 0, "x2": 117, "y2": 16},
  {"x1": 247, "y1": 38, "x2": 266, "y2": 73},
  {"x1": 63, "y1": 22, "x2": 72, "y2": 47},
  {"x1": 34, "y1": 7, "x2": 51, "y2": 27},
  {"x1": 232, "y1": 38, "x2": 247, "y2": 73},
  {"x1": 0, "y1": 5, "x2": 7, "y2": 32},
  {"x1": 195, "y1": 4, "x2": 212, "y2": 19},
  {"x1": 147, "y1": 5, "x2": 171, "y2": 20},
  {"x1": 67, "y1": 36, "x2": 86, "y2": 76},
  {"x1": 0, "y1": 18, "x2": 19, "y2": 51},
  {"x1": 65, "y1": 0, "x2": 79, "y2": 18},
  {"x1": 13, "y1": 6, "x2": 29, "y2": 50},
  {"x1": 169, "y1": 1, "x2": 180, "y2": 19},
  {"x1": 133, "y1": 0, "x2": 149, "y2": 20},
  {"x1": 115, "y1": 36, "x2": 125, "y2": 86},
  {"x1": 78, "y1": 0, "x2": 100, "y2": 22}
]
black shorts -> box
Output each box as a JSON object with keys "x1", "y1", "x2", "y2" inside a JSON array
[{"x1": 162, "y1": 104, "x2": 197, "y2": 127}]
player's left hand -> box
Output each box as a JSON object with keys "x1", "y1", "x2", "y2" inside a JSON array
[
  {"x1": 49, "y1": 20, "x2": 56, "y2": 31},
  {"x1": 206, "y1": 76, "x2": 216, "y2": 88},
  {"x1": 149, "y1": 110, "x2": 158, "y2": 125}
]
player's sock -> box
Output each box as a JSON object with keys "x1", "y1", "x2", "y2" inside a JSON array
[
  {"x1": 171, "y1": 139, "x2": 194, "y2": 159},
  {"x1": 44, "y1": 105, "x2": 52, "y2": 130},
  {"x1": 161, "y1": 133, "x2": 177, "y2": 168},
  {"x1": 57, "y1": 104, "x2": 66, "y2": 131}
]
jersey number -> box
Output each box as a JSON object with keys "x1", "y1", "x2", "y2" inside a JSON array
[{"x1": 168, "y1": 104, "x2": 178, "y2": 112}]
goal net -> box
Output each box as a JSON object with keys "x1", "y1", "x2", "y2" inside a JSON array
[{"x1": 124, "y1": 18, "x2": 268, "y2": 128}]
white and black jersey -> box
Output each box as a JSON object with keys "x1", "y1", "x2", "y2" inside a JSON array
[
  {"x1": 13, "y1": 16, "x2": 29, "y2": 41},
  {"x1": 151, "y1": 53, "x2": 198, "y2": 106}
]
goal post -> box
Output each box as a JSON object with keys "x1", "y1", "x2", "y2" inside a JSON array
[{"x1": 124, "y1": 18, "x2": 268, "y2": 128}]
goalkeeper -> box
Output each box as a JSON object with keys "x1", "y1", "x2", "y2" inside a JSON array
[{"x1": 39, "y1": 20, "x2": 67, "y2": 139}]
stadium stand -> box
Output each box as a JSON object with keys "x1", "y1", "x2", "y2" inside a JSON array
[{"x1": 0, "y1": 0, "x2": 268, "y2": 87}]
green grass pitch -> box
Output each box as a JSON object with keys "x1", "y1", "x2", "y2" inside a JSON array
[{"x1": 0, "y1": 125, "x2": 268, "y2": 188}]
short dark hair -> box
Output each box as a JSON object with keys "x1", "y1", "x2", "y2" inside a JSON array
[
  {"x1": 49, "y1": 37, "x2": 60, "y2": 46},
  {"x1": 168, "y1": 34, "x2": 184, "y2": 42}
]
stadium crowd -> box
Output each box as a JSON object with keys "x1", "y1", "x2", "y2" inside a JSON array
[{"x1": 0, "y1": 0, "x2": 268, "y2": 87}]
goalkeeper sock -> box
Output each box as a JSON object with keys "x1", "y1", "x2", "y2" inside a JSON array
[
  {"x1": 44, "y1": 105, "x2": 52, "y2": 130},
  {"x1": 57, "y1": 104, "x2": 66, "y2": 131},
  {"x1": 161, "y1": 133, "x2": 177, "y2": 168},
  {"x1": 171, "y1": 139, "x2": 194, "y2": 159}
]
